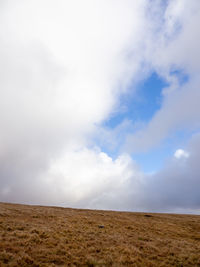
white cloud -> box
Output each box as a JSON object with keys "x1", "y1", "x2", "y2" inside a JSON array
[
  {"x1": 174, "y1": 149, "x2": 189, "y2": 159},
  {"x1": 0, "y1": 0, "x2": 147, "y2": 207},
  {"x1": 136, "y1": 133, "x2": 200, "y2": 213},
  {"x1": 125, "y1": 0, "x2": 200, "y2": 153},
  {"x1": 0, "y1": 146, "x2": 142, "y2": 211}
]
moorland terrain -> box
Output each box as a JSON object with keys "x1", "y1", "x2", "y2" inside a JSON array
[{"x1": 0, "y1": 202, "x2": 200, "y2": 266}]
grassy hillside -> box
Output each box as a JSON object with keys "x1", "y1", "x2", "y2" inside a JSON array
[{"x1": 0, "y1": 202, "x2": 200, "y2": 266}]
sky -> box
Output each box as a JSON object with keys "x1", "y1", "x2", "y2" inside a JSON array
[{"x1": 0, "y1": 0, "x2": 200, "y2": 214}]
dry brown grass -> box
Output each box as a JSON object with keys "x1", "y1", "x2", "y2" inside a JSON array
[{"x1": 0, "y1": 202, "x2": 200, "y2": 266}]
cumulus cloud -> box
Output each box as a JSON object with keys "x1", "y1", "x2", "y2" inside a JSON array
[
  {"x1": 126, "y1": 0, "x2": 200, "y2": 153},
  {"x1": 136, "y1": 133, "x2": 200, "y2": 214},
  {"x1": 0, "y1": 147, "x2": 140, "y2": 209},
  {"x1": 174, "y1": 149, "x2": 189, "y2": 159},
  {"x1": 0, "y1": 0, "x2": 147, "y2": 206}
]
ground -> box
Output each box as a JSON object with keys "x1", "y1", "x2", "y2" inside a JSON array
[{"x1": 0, "y1": 202, "x2": 200, "y2": 266}]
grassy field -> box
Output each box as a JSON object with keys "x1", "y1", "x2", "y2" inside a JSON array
[{"x1": 0, "y1": 202, "x2": 200, "y2": 266}]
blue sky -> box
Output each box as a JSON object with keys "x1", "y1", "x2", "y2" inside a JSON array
[
  {"x1": 102, "y1": 72, "x2": 191, "y2": 173},
  {"x1": 102, "y1": 72, "x2": 168, "y2": 171},
  {"x1": 99, "y1": 66, "x2": 195, "y2": 175},
  {"x1": 133, "y1": 129, "x2": 193, "y2": 173},
  {"x1": 104, "y1": 72, "x2": 166, "y2": 127}
]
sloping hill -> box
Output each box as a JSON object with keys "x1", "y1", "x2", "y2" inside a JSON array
[{"x1": 0, "y1": 202, "x2": 200, "y2": 266}]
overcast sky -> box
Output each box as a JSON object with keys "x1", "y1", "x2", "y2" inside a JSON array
[{"x1": 0, "y1": 0, "x2": 200, "y2": 214}]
